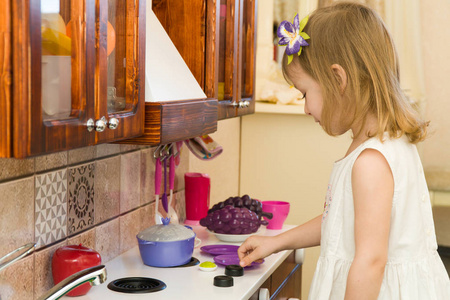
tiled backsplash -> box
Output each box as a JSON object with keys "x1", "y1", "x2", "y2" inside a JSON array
[
  {"x1": 35, "y1": 169, "x2": 68, "y2": 247},
  {"x1": 0, "y1": 144, "x2": 189, "y2": 300}
]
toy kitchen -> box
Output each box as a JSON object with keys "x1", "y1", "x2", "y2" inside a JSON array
[
  {"x1": 76, "y1": 225, "x2": 304, "y2": 300},
  {"x1": 76, "y1": 173, "x2": 304, "y2": 300}
]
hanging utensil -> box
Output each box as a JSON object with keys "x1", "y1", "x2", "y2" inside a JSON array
[
  {"x1": 154, "y1": 155, "x2": 163, "y2": 224},
  {"x1": 161, "y1": 154, "x2": 169, "y2": 214},
  {"x1": 167, "y1": 145, "x2": 179, "y2": 224}
]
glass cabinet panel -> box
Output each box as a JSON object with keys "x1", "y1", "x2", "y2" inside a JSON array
[
  {"x1": 100, "y1": 0, "x2": 138, "y2": 115},
  {"x1": 106, "y1": 0, "x2": 127, "y2": 113},
  {"x1": 96, "y1": 0, "x2": 144, "y2": 145},
  {"x1": 41, "y1": 0, "x2": 72, "y2": 120}
]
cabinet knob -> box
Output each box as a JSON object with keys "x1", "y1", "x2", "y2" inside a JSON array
[
  {"x1": 239, "y1": 101, "x2": 250, "y2": 108},
  {"x1": 87, "y1": 119, "x2": 95, "y2": 132},
  {"x1": 259, "y1": 288, "x2": 270, "y2": 300},
  {"x1": 231, "y1": 101, "x2": 251, "y2": 108},
  {"x1": 95, "y1": 117, "x2": 107, "y2": 132},
  {"x1": 108, "y1": 118, "x2": 119, "y2": 130}
]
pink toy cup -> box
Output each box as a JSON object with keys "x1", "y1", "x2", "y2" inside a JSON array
[
  {"x1": 184, "y1": 173, "x2": 210, "y2": 225},
  {"x1": 262, "y1": 201, "x2": 290, "y2": 230}
]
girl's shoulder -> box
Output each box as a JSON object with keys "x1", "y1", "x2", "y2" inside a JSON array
[
  {"x1": 336, "y1": 134, "x2": 416, "y2": 172},
  {"x1": 364, "y1": 134, "x2": 415, "y2": 157},
  {"x1": 357, "y1": 134, "x2": 419, "y2": 176}
]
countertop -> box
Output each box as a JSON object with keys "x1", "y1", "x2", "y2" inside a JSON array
[{"x1": 76, "y1": 224, "x2": 301, "y2": 300}]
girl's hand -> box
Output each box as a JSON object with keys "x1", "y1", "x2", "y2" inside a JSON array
[{"x1": 238, "y1": 236, "x2": 277, "y2": 267}]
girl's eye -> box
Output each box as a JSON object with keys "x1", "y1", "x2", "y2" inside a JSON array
[{"x1": 301, "y1": 93, "x2": 306, "y2": 100}]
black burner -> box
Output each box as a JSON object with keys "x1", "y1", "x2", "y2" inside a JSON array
[
  {"x1": 108, "y1": 277, "x2": 166, "y2": 294},
  {"x1": 168, "y1": 257, "x2": 200, "y2": 268}
]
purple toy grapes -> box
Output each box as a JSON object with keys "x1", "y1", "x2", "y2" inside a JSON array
[{"x1": 200, "y1": 195, "x2": 273, "y2": 234}]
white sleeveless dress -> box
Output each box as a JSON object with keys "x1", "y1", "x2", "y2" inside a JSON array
[{"x1": 308, "y1": 135, "x2": 450, "y2": 299}]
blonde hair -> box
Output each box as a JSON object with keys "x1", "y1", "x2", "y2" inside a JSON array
[{"x1": 283, "y1": 2, "x2": 428, "y2": 143}]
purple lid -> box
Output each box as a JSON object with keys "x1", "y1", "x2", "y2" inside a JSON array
[
  {"x1": 213, "y1": 254, "x2": 264, "y2": 268},
  {"x1": 200, "y1": 245, "x2": 239, "y2": 256}
]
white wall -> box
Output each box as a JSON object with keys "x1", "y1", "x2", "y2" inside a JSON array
[
  {"x1": 420, "y1": 0, "x2": 450, "y2": 190},
  {"x1": 188, "y1": 118, "x2": 241, "y2": 205}
]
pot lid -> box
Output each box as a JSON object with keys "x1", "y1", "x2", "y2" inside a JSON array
[{"x1": 137, "y1": 218, "x2": 195, "y2": 242}]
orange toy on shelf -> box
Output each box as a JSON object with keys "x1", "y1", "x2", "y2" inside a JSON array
[{"x1": 106, "y1": 21, "x2": 116, "y2": 56}]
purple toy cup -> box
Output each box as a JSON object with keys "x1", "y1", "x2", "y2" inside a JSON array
[{"x1": 262, "y1": 201, "x2": 290, "y2": 230}]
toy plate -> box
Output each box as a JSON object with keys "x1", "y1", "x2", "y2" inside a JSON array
[
  {"x1": 207, "y1": 229, "x2": 263, "y2": 243},
  {"x1": 200, "y1": 245, "x2": 239, "y2": 256}
]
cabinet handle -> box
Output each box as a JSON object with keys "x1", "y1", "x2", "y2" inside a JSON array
[
  {"x1": 87, "y1": 119, "x2": 95, "y2": 132},
  {"x1": 294, "y1": 249, "x2": 304, "y2": 265},
  {"x1": 95, "y1": 117, "x2": 107, "y2": 132},
  {"x1": 108, "y1": 118, "x2": 119, "y2": 130},
  {"x1": 259, "y1": 288, "x2": 270, "y2": 300}
]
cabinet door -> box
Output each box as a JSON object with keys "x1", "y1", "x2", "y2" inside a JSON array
[
  {"x1": 239, "y1": 0, "x2": 256, "y2": 108},
  {"x1": 12, "y1": 0, "x2": 96, "y2": 158},
  {"x1": 0, "y1": 0, "x2": 11, "y2": 157},
  {"x1": 216, "y1": 0, "x2": 239, "y2": 119},
  {"x1": 95, "y1": 0, "x2": 145, "y2": 144},
  {"x1": 217, "y1": 0, "x2": 256, "y2": 120},
  {"x1": 270, "y1": 252, "x2": 302, "y2": 300}
]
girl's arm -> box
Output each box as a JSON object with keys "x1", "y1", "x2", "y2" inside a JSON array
[
  {"x1": 238, "y1": 214, "x2": 322, "y2": 267},
  {"x1": 345, "y1": 149, "x2": 393, "y2": 300}
]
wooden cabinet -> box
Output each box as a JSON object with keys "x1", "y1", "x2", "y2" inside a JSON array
[
  {"x1": 0, "y1": 0, "x2": 258, "y2": 156},
  {"x1": 118, "y1": 0, "x2": 220, "y2": 146},
  {"x1": 150, "y1": 0, "x2": 257, "y2": 122},
  {"x1": 249, "y1": 251, "x2": 302, "y2": 300},
  {"x1": 0, "y1": 0, "x2": 145, "y2": 158},
  {"x1": 121, "y1": 0, "x2": 258, "y2": 146}
]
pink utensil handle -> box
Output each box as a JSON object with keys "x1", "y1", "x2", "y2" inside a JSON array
[
  {"x1": 169, "y1": 155, "x2": 175, "y2": 190},
  {"x1": 162, "y1": 158, "x2": 169, "y2": 213},
  {"x1": 155, "y1": 158, "x2": 162, "y2": 195}
]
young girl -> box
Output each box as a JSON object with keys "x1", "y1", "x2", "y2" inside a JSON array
[{"x1": 238, "y1": 2, "x2": 450, "y2": 299}]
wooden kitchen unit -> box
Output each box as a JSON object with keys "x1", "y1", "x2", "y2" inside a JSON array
[
  {"x1": 152, "y1": 0, "x2": 257, "y2": 120},
  {"x1": 0, "y1": 0, "x2": 258, "y2": 156},
  {"x1": 0, "y1": 0, "x2": 145, "y2": 158},
  {"x1": 120, "y1": 0, "x2": 258, "y2": 146}
]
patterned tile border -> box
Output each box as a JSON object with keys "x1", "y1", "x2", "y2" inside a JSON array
[
  {"x1": 68, "y1": 163, "x2": 95, "y2": 235},
  {"x1": 35, "y1": 170, "x2": 68, "y2": 248}
]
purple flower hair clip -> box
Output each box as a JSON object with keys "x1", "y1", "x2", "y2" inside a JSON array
[{"x1": 277, "y1": 14, "x2": 310, "y2": 64}]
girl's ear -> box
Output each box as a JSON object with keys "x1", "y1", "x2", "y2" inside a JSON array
[{"x1": 331, "y1": 64, "x2": 347, "y2": 94}]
